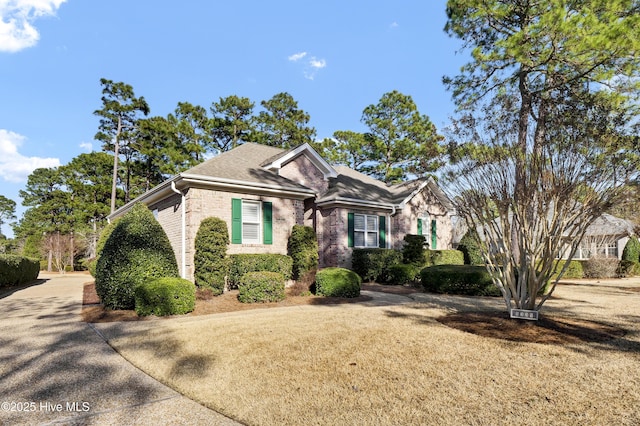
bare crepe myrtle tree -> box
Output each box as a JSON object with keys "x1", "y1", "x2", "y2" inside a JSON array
[
  {"x1": 443, "y1": 0, "x2": 640, "y2": 313},
  {"x1": 446, "y1": 91, "x2": 635, "y2": 312}
]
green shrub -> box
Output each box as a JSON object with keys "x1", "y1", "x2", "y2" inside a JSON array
[
  {"x1": 238, "y1": 271, "x2": 286, "y2": 303},
  {"x1": 421, "y1": 265, "x2": 501, "y2": 296},
  {"x1": 428, "y1": 250, "x2": 465, "y2": 266},
  {"x1": 402, "y1": 234, "x2": 427, "y2": 265},
  {"x1": 89, "y1": 220, "x2": 120, "y2": 278},
  {"x1": 95, "y1": 203, "x2": 179, "y2": 310},
  {"x1": 386, "y1": 263, "x2": 420, "y2": 285},
  {"x1": 617, "y1": 259, "x2": 638, "y2": 278},
  {"x1": 288, "y1": 225, "x2": 319, "y2": 280},
  {"x1": 194, "y1": 217, "x2": 229, "y2": 295},
  {"x1": 551, "y1": 259, "x2": 584, "y2": 279},
  {"x1": 622, "y1": 236, "x2": 640, "y2": 263},
  {"x1": 0, "y1": 255, "x2": 40, "y2": 287},
  {"x1": 315, "y1": 267, "x2": 361, "y2": 298},
  {"x1": 457, "y1": 229, "x2": 484, "y2": 265},
  {"x1": 228, "y1": 254, "x2": 293, "y2": 289},
  {"x1": 351, "y1": 248, "x2": 403, "y2": 282},
  {"x1": 134, "y1": 277, "x2": 195, "y2": 316}
]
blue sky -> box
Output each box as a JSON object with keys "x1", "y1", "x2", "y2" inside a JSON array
[{"x1": 0, "y1": 1, "x2": 467, "y2": 236}]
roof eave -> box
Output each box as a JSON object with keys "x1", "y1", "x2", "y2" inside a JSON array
[{"x1": 108, "y1": 173, "x2": 316, "y2": 221}]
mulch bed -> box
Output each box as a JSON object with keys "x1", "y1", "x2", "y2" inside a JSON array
[
  {"x1": 82, "y1": 282, "x2": 627, "y2": 345},
  {"x1": 438, "y1": 311, "x2": 626, "y2": 345}
]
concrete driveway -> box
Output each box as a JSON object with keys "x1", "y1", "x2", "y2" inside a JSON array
[{"x1": 0, "y1": 273, "x2": 240, "y2": 426}]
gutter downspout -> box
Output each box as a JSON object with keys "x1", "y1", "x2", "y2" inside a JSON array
[{"x1": 171, "y1": 181, "x2": 187, "y2": 279}]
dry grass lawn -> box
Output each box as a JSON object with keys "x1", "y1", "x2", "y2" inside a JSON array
[{"x1": 94, "y1": 280, "x2": 640, "y2": 425}]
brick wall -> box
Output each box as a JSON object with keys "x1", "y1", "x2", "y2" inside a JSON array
[
  {"x1": 279, "y1": 153, "x2": 328, "y2": 194},
  {"x1": 153, "y1": 188, "x2": 305, "y2": 280},
  {"x1": 392, "y1": 189, "x2": 453, "y2": 250}
]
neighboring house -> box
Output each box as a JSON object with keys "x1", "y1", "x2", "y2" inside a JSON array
[
  {"x1": 453, "y1": 212, "x2": 636, "y2": 261},
  {"x1": 560, "y1": 213, "x2": 636, "y2": 260},
  {"x1": 108, "y1": 142, "x2": 456, "y2": 280}
]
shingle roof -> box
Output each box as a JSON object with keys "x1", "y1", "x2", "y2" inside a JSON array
[
  {"x1": 183, "y1": 143, "x2": 311, "y2": 191},
  {"x1": 317, "y1": 165, "x2": 454, "y2": 210},
  {"x1": 183, "y1": 143, "x2": 453, "y2": 210},
  {"x1": 585, "y1": 213, "x2": 636, "y2": 237}
]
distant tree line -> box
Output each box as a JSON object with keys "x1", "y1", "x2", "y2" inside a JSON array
[{"x1": 6, "y1": 79, "x2": 444, "y2": 271}]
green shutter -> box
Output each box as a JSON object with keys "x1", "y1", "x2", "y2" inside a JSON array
[
  {"x1": 263, "y1": 201, "x2": 273, "y2": 245},
  {"x1": 431, "y1": 219, "x2": 437, "y2": 250},
  {"x1": 231, "y1": 198, "x2": 242, "y2": 244},
  {"x1": 417, "y1": 218, "x2": 423, "y2": 235},
  {"x1": 378, "y1": 215, "x2": 386, "y2": 248},
  {"x1": 348, "y1": 212, "x2": 354, "y2": 247}
]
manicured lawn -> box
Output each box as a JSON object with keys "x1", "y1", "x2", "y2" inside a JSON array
[{"x1": 94, "y1": 280, "x2": 640, "y2": 425}]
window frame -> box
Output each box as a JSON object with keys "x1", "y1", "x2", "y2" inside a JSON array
[
  {"x1": 353, "y1": 213, "x2": 379, "y2": 248},
  {"x1": 241, "y1": 199, "x2": 262, "y2": 244}
]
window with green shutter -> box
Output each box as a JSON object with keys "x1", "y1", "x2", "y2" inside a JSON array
[
  {"x1": 263, "y1": 201, "x2": 272, "y2": 245},
  {"x1": 231, "y1": 198, "x2": 272, "y2": 245},
  {"x1": 431, "y1": 219, "x2": 437, "y2": 249},
  {"x1": 348, "y1": 213, "x2": 384, "y2": 248}
]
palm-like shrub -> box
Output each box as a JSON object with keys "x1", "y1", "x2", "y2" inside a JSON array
[
  {"x1": 194, "y1": 217, "x2": 229, "y2": 295},
  {"x1": 95, "y1": 203, "x2": 179, "y2": 310}
]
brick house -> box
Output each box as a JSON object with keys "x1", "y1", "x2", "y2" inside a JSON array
[{"x1": 108, "y1": 143, "x2": 456, "y2": 280}]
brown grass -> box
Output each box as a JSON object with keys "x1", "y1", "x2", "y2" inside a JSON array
[{"x1": 93, "y1": 279, "x2": 640, "y2": 425}]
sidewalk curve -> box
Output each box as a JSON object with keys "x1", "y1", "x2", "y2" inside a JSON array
[{"x1": 0, "y1": 273, "x2": 240, "y2": 426}]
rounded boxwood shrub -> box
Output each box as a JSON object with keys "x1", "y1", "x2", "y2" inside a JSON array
[
  {"x1": 95, "y1": 203, "x2": 179, "y2": 310},
  {"x1": 315, "y1": 267, "x2": 361, "y2": 298},
  {"x1": 238, "y1": 271, "x2": 285, "y2": 303},
  {"x1": 288, "y1": 225, "x2": 319, "y2": 280},
  {"x1": 421, "y1": 264, "x2": 501, "y2": 296},
  {"x1": 386, "y1": 264, "x2": 420, "y2": 285},
  {"x1": 134, "y1": 277, "x2": 196, "y2": 316},
  {"x1": 194, "y1": 217, "x2": 229, "y2": 295}
]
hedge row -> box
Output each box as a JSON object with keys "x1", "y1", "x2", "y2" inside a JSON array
[
  {"x1": 421, "y1": 265, "x2": 501, "y2": 297},
  {"x1": 238, "y1": 271, "x2": 285, "y2": 303},
  {"x1": 228, "y1": 254, "x2": 293, "y2": 289},
  {"x1": 351, "y1": 248, "x2": 403, "y2": 282},
  {"x1": 0, "y1": 255, "x2": 40, "y2": 287}
]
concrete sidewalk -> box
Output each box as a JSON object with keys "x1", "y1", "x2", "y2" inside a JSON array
[{"x1": 0, "y1": 273, "x2": 240, "y2": 426}]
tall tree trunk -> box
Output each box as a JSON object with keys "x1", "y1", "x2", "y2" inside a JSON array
[{"x1": 110, "y1": 117, "x2": 122, "y2": 214}]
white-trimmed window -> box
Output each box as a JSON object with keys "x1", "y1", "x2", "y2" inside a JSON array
[
  {"x1": 353, "y1": 214, "x2": 378, "y2": 248},
  {"x1": 231, "y1": 198, "x2": 273, "y2": 245},
  {"x1": 241, "y1": 200, "x2": 261, "y2": 244}
]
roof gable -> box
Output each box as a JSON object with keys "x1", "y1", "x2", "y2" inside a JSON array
[{"x1": 261, "y1": 143, "x2": 337, "y2": 179}]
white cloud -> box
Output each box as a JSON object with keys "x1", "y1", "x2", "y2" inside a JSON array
[
  {"x1": 309, "y1": 57, "x2": 326, "y2": 69},
  {"x1": 79, "y1": 141, "x2": 92, "y2": 152},
  {"x1": 390, "y1": 21, "x2": 399, "y2": 29},
  {"x1": 289, "y1": 51, "x2": 327, "y2": 80},
  {"x1": 288, "y1": 51, "x2": 307, "y2": 62},
  {"x1": 0, "y1": 0, "x2": 67, "y2": 53},
  {"x1": 0, "y1": 129, "x2": 60, "y2": 182}
]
